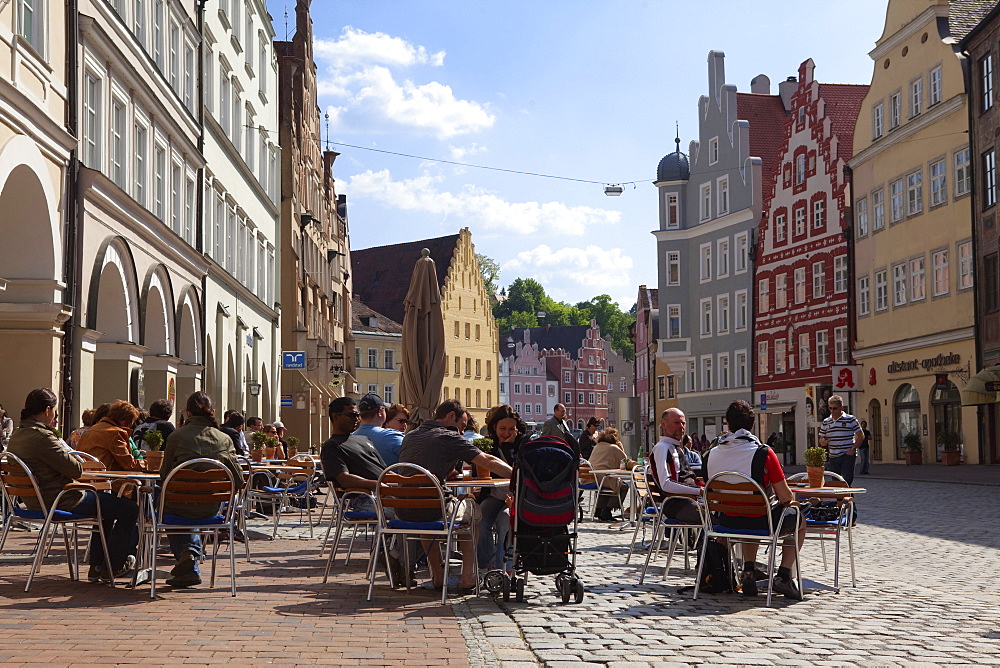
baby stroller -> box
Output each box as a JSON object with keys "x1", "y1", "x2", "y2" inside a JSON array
[{"x1": 484, "y1": 435, "x2": 584, "y2": 604}]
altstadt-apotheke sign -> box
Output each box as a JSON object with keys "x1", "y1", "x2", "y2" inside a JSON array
[{"x1": 887, "y1": 352, "x2": 961, "y2": 374}]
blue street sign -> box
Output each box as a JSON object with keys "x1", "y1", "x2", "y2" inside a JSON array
[
  {"x1": 282, "y1": 351, "x2": 306, "y2": 369},
  {"x1": 280, "y1": 394, "x2": 293, "y2": 407},
  {"x1": 760, "y1": 393, "x2": 767, "y2": 411}
]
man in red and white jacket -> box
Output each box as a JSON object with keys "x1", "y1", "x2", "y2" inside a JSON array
[{"x1": 649, "y1": 408, "x2": 702, "y2": 525}]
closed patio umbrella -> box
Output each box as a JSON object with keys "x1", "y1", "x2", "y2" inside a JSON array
[{"x1": 399, "y1": 249, "x2": 446, "y2": 424}]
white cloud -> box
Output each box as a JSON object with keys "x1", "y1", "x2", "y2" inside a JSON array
[
  {"x1": 502, "y1": 245, "x2": 634, "y2": 292},
  {"x1": 448, "y1": 143, "x2": 487, "y2": 162},
  {"x1": 345, "y1": 169, "x2": 620, "y2": 236},
  {"x1": 315, "y1": 28, "x2": 493, "y2": 139}
]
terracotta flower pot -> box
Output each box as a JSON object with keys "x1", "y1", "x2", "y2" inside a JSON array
[
  {"x1": 251, "y1": 448, "x2": 264, "y2": 463},
  {"x1": 806, "y1": 465, "x2": 825, "y2": 489},
  {"x1": 144, "y1": 450, "x2": 164, "y2": 472},
  {"x1": 941, "y1": 450, "x2": 960, "y2": 466},
  {"x1": 264, "y1": 447, "x2": 276, "y2": 460},
  {"x1": 288, "y1": 448, "x2": 298, "y2": 459},
  {"x1": 905, "y1": 450, "x2": 923, "y2": 465}
]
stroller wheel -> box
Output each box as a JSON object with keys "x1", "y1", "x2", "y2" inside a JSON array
[
  {"x1": 572, "y1": 577, "x2": 585, "y2": 604},
  {"x1": 558, "y1": 575, "x2": 572, "y2": 604},
  {"x1": 514, "y1": 577, "x2": 525, "y2": 602},
  {"x1": 501, "y1": 575, "x2": 511, "y2": 601},
  {"x1": 483, "y1": 569, "x2": 507, "y2": 595}
]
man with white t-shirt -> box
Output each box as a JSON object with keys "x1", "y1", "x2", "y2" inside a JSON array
[
  {"x1": 649, "y1": 408, "x2": 701, "y2": 524},
  {"x1": 818, "y1": 394, "x2": 863, "y2": 485}
]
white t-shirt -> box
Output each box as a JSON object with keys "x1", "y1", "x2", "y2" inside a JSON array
[{"x1": 651, "y1": 436, "x2": 700, "y2": 496}]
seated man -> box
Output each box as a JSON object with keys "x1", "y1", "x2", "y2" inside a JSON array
[
  {"x1": 704, "y1": 400, "x2": 806, "y2": 600},
  {"x1": 398, "y1": 399, "x2": 513, "y2": 590},
  {"x1": 649, "y1": 408, "x2": 702, "y2": 525},
  {"x1": 352, "y1": 393, "x2": 405, "y2": 466},
  {"x1": 159, "y1": 391, "x2": 244, "y2": 588},
  {"x1": 6, "y1": 388, "x2": 139, "y2": 582}
]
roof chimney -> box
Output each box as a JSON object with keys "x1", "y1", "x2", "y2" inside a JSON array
[
  {"x1": 778, "y1": 76, "x2": 797, "y2": 112},
  {"x1": 750, "y1": 74, "x2": 770, "y2": 95}
]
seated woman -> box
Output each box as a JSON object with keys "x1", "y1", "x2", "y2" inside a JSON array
[
  {"x1": 158, "y1": 391, "x2": 244, "y2": 588},
  {"x1": 476, "y1": 405, "x2": 523, "y2": 572},
  {"x1": 588, "y1": 428, "x2": 634, "y2": 521},
  {"x1": 5, "y1": 388, "x2": 139, "y2": 582},
  {"x1": 77, "y1": 400, "x2": 146, "y2": 473}
]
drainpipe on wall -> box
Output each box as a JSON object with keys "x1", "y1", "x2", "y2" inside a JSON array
[
  {"x1": 60, "y1": 0, "x2": 80, "y2": 430},
  {"x1": 196, "y1": 0, "x2": 208, "y2": 393}
]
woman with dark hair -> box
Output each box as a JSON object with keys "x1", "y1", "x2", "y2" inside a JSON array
[
  {"x1": 5, "y1": 388, "x2": 140, "y2": 582},
  {"x1": 476, "y1": 405, "x2": 525, "y2": 571},
  {"x1": 77, "y1": 400, "x2": 145, "y2": 473},
  {"x1": 157, "y1": 391, "x2": 243, "y2": 588}
]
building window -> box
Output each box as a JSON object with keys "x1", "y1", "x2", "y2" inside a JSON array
[
  {"x1": 367, "y1": 348, "x2": 378, "y2": 368},
  {"x1": 465, "y1": 358, "x2": 472, "y2": 377},
  {"x1": 791, "y1": 267, "x2": 805, "y2": 304},
  {"x1": 984, "y1": 149, "x2": 996, "y2": 208},
  {"x1": 930, "y1": 159, "x2": 947, "y2": 207},
  {"x1": 667, "y1": 375, "x2": 676, "y2": 399},
  {"x1": 154, "y1": 146, "x2": 165, "y2": 219},
  {"x1": 873, "y1": 102, "x2": 884, "y2": 139},
  {"x1": 666, "y1": 251, "x2": 680, "y2": 286},
  {"x1": 110, "y1": 99, "x2": 126, "y2": 188},
  {"x1": 564, "y1": 392, "x2": 571, "y2": 403},
  {"x1": 736, "y1": 351, "x2": 747, "y2": 387},
  {"x1": 776, "y1": 273, "x2": 787, "y2": 309},
  {"x1": 889, "y1": 179, "x2": 905, "y2": 222},
  {"x1": 384, "y1": 349, "x2": 394, "y2": 370},
  {"x1": 18, "y1": 0, "x2": 43, "y2": 52},
  {"x1": 667, "y1": 305, "x2": 681, "y2": 338},
  {"x1": 911, "y1": 78, "x2": 922, "y2": 117},
  {"x1": 170, "y1": 162, "x2": 181, "y2": 236},
  {"x1": 907, "y1": 171, "x2": 923, "y2": 215},
  {"x1": 535, "y1": 384, "x2": 541, "y2": 394},
  {"x1": 790, "y1": 334, "x2": 809, "y2": 373},
  {"x1": 859, "y1": 276, "x2": 871, "y2": 316},
  {"x1": 893, "y1": 263, "x2": 907, "y2": 306},
  {"x1": 735, "y1": 290, "x2": 747, "y2": 331},
  {"x1": 83, "y1": 73, "x2": 101, "y2": 168},
  {"x1": 577, "y1": 393, "x2": 584, "y2": 404},
  {"x1": 687, "y1": 360, "x2": 695, "y2": 392},
  {"x1": 701, "y1": 357, "x2": 713, "y2": 391},
  {"x1": 834, "y1": 326, "x2": 848, "y2": 365},
  {"x1": 794, "y1": 207, "x2": 805, "y2": 235},
  {"x1": 700, "y1": 183, "x2": 711, "y2": 221},
  {"x1": 735, "y1": 232, "x2": 748, "y2": 273},
  {"x1": 813, "y1": 199, "x2": 825, "y2": 230},
  {"x1": 475, "y1": 324, "x2": 481, "y2": 341},
  {"x1": 718, "y1": 177, "x2": 729, "y2": 215},
  {"x1": 699, "y1": 243, "x2": 712, "y2": 281},
  {"x1": 775, "y1": 212, "x2": 786, "y2": 242},
  {"x1": 757, "y1": 341, "x2": 768, "y2": 376},
  {"x1": 959, "y1": 241, "x2": 974, "y2": 290},
  {"x1": 699, "y1": 298, "x2": 712, "y2": 337},
  {"x1": 717, "y1": 238, "x2": 729, "y2": 278},
  {"x1": 133, "y1": 123, "x2": 147, "y2": 207},
  {"x1": 956, "y1": 148, "x2": 972, "y2": 197},
  {"x1": 875, "y1": 270, "x2": 888, "y2": 311},
  {"x1": 795, "y1": 154, "x2": 806, "y2": 185},
  {"x1": 855, "y1": 197, "x2": 868, "y2": 237},
  {"x1": 889, "y1": 91, "x2": 901, "y2": 129},
  {"x1": 719, "y1": 354, "x2": 730, "y2": 389},
  {"x1": 910, "y1": 257, "x2": 926, "y2": 301},
  {"x1": 813, "y1": 262, "x2": 826, "y2": 299},
  {"x1": 933, "y1": 250, "x2": 950, "y2": 296},
  {"x1": 816, "y1": 330, "x2": 829, "y2": 367},
  {"x1": 453, "y1": 320, "x2": 459, "y2": 338},
  {"x1": 513, "y1": 382, "x2": 521, "y2": 395},
  {"x1": 564, "y1": 371, "x2": 571, "y2": 383},
  {"x1": 930, "y1": 66, "x2": 942, "y2": 105},
  {"x1": 709, "y1": 137, "x2": 719, "y2": 164},
  {"x1": 588, "y1": 392, "x2": 595, "y2": 405},
  {"x1": 384, "y1": 385, "x2": 394, "y2": 404},
  {"x1": 872, "y1": 188, "x2": 885, "y2": 230},
  {"x1": 775, "y1": 339, "x2": 786, "y2": 374},
  {"x1": 578, "y1": 372, "x2": 584, "y2": 383},
  {"x1": 833, "y1": 255, "x2": 847, "y2": 293},
  {"x1": 717, "y1": 294, "x2": 730, "y2": 334},
  {"x1": 666, "y1": 193, "x2": 679, "y2": 229},
  {"x1": 523, "y1": 403, "x2": 531, "y2": 415},
  {"x1": 758, "y1": 278, "x2": 769, "y2": 313},
  {"x1": 986, "y1": 253, "x2": 999, "y2": 312},
  {"x1": 514, "y1": 403, "x2": 521, "y2": 414},
  {"x1": 982, "y1": 54, "x2": 994, "y2": 112}
]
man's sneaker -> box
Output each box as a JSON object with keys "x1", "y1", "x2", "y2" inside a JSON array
[
  {"x1": 165, "y1": 559, "x2": 202, "y2": 588},
  {"x1": 113, "y1": 555, "x2": 137, "y2": 579},
  {"x1": 772, "y1": 575, "x2": 803, "y2": 600},
  {"x1": 740, "y1": 569, "x2": 758, "y2": 597}
]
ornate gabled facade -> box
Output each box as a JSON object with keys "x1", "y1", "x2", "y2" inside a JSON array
[
  {"x1": 351, "y1": 228, "x2": 498, "y2": 424},
  {"x1": 501, "y1": 329, "x2": 548, "y2": 426},
  {"x1": 653, "y1": 50, "x2": 787, "y2": 441},
  {"x1": 754, "y1": 59, "x2": 867, "y2": 462},
  {"x1": 276, "y1": 0, "x2": 353, "y2": 448}
]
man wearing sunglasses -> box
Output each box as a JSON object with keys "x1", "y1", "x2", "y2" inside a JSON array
[
  {"x1": 320, "y1": 397, "x2": 385, "y2": 494},
  {"x1": 818, "y1": 394, "x2": 863, "y2": 485},
  {"x1": 353, "y1": 393, "x2": 404, "y2": 466}
]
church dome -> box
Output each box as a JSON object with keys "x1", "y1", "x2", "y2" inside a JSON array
[{"x1": 657, "y1": 150, "x2": 689, "y2": 182}]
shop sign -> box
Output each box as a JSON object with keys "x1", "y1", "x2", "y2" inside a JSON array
[
  {"x1": 887, "y1": 353, "x2": 961, "y2": 374},
  {"x1": 832, "y1": 366, "x2": 860, "y2": 391}
]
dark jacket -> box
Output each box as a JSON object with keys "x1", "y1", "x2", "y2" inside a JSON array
[
  {"x1": 159, "y1": 415, "x2": 244, "y2": 518},
  {"x1": 541, "y1": 417, "x2": 579, "y2": 453},
  {"x1": 5, "y1": 419, "x2": 84, "y2": 511}
]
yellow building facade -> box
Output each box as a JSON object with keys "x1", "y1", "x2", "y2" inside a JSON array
[
  {"x1": 352, "y1": 299, "x2": 402, "y2": 406},
  {"x1": 851, "y1": 0, "x2": 981, "y2": 464}
]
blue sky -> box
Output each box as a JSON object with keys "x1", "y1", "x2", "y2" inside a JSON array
[{"x1": 265, "y1": 1, "x2": 888, "y2": 309}]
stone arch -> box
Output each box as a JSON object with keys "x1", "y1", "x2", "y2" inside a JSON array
[
  {"x1": 176, "y1": 288, "x2": 202, "y2": 365},
  {"x1": 87, "y1": 237, "x2": 140, "y2": 343},
  {"x1": 0, "y1": 135, "x2": 61, "y2": 293},
  {"x1": 141, "y1": 265, "x2": 175, "y2": 356}
]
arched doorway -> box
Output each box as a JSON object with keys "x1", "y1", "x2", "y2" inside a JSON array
[
  {"x1": 894, "y1": 384, "x2": 921, "y2": 459},
  {"x1": 931, "y1": 380, "x2": 962, "y2": 462},
  {"x1": 867, "y1": 399, "x2": 883, "y2": 461}
]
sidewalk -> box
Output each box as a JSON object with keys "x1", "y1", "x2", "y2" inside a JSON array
[{"x1": 784, "y1": 461, "x2": 1000, "y2": 486}]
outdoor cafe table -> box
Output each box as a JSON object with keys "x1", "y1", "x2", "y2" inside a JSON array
[
  {"x1": 789, "y1": 486, "x2": 867, "y2": 497},
  {"x1": 444, "y1": 478, "x2": 510, "y2": 495},
  {"x1": 589, "y1": 469, "x2": 638, "y2": 527}
]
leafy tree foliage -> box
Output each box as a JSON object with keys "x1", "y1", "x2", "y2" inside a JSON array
[{"x1": 477, "y1": 254, "x2": 501, "y2": 296}]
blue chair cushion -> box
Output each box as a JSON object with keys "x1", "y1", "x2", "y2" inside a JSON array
[
  {"x1": 261, "y1": 481, "x2": 309, "y2": 494},
  {"x1": 13, "y1": 507, "x2": 89, "y2": 521},
  {"x1": 161, "y1": 514, "x2": 227, "y2": 526},
  {"x1": 343, "y1": 511, "x2": 377, "y2": 521},
  {"x1": 579, "y1": 483, "x2": 599, "y2": 490},
  {"x1": 388, "y1": 519, "x2": 445, "y2": 531},
  {"x1": 806, "y1": 519, "x2": 844, "y2": 527},
  {"x1": 713, "y1": 524, "x2": 771, "y2": 536}
]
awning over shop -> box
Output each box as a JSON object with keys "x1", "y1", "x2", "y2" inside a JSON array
[{"x1": 961, "y1": 364, "x2": 1000, "y2": 406}]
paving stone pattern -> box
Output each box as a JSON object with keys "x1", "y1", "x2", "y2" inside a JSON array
[{"x1": 491, "y1": 478, "x2": 1000, "y2": 666}]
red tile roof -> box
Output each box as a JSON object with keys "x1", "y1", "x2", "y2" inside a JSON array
[
  {"x1": 351, "y1": 234, "x2": 459, "y2": 325},
  {"x1": 351, "y1": 298, "x2": 402, "y2": 334},
  {"x1": 818, "y1": 83, "x2": 869, "y2": 164},
  {"x1": 737, "y1": 93, "x2": 789, "y2": 207}
]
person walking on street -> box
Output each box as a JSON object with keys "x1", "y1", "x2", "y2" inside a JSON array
[
  {"x1": 541, "y1": 403, "x2": 579, "y2": 453},
  {"x1": 858, "y1": 420, "x2": 872, "y2": 475},
  {"x1": 818, "y1": 395, "x2": 863, "y2": 485}
]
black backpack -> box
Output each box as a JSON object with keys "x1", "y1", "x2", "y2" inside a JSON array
[{"x1": 696, "y1": 537, "x2": 735, "y2": 593}]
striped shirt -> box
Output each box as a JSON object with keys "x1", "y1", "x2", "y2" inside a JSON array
[{"x1": 819, "y1": 412, "x2": 861, "y2": 456}]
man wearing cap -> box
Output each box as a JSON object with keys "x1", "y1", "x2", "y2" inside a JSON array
[
  {"x1": 273, "y1": 421, "x2": 290, "y2": 454},
  {"x1": 353, "y1": 393, "x2": 405, "y2": 466}
]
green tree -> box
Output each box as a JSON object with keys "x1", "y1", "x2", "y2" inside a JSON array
[
  {"x1": 476, "y1": 253, "x2": 500, "y2": 296},
  {"x1": 494, "y1": 277, "x2": 547, "y2": 322},
  {"x1": 576, "y1": 295, "x2": 635, "y2": 361}
]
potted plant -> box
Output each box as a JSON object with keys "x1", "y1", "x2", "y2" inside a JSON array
[
  {"x1": 287, "y1": 436, "x2": 300, "y2": 459},
  {"x1": 803, "y1": 446, "x2": 828, "y2": 488},
  {"x1": 143, "y1": 429, "x2": 165, "y2": 471},
  {"x1": 249, "y1": 431, "x2": 267, "y2": 463},
  {"x1": 937, "y1": 430, "x2": 961, "y2": 466},
  {"x1": 902, "y1": 432, "x2": 923, "y2": 465},
  {"x1": 472, "y1": 437, "x2": 494, "y2": 454},
  {"x1": 264, "y1": 435, "x2": 279, "y2": 460}
]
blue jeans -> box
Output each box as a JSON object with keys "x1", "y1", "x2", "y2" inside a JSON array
[
  {"x1": 826, "y1": 453, "x2": 856, "y2": 486},
  {"x1": 477, "y1": 496, "x2": 510, "y2": 570},
  {"x1": 71, "y1": 490, "x2": 139, "y2": 570},
  {"x1": 858, "y1": 447, "x2": 870, "y2": 474}
]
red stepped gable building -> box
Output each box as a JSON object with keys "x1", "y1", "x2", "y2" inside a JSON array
[{"x1": 754, "y1": 59, "x2": 868, "y2": 463}]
